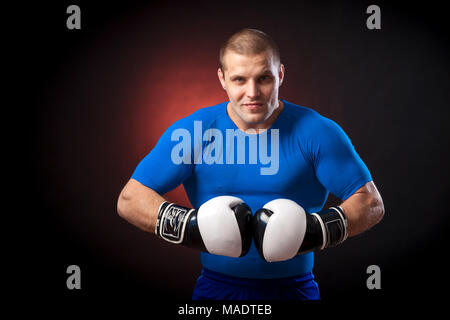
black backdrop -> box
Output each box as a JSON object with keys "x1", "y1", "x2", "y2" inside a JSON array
[{"x1": 13, "y1": 0, "x2": 450, "y2": 313}]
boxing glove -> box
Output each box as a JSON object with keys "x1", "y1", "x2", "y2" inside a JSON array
[
  {"x1": 155, "y1": 196, "x2": 252, "y2": 258},
  {"x1": 253, "y1": 199, "x2": 348, "y2": 262}
]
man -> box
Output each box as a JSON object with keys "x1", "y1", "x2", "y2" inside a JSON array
[{"x1": 117, "y1": 29, "x2": 385, "y2": 300}]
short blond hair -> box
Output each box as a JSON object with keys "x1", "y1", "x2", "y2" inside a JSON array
[{"x1": 219, "y1": 28, "x2": 281, "y2": 72}]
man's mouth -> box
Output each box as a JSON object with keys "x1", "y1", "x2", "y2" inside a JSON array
[{"x1": 243, "y1": 103, "x2": 263, "y2": 111}]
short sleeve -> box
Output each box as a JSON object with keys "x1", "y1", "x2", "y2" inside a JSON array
[
  {"x1": 309, "y1": 116, "x2": 372, "y2": 201},
  {"x1": 131, "y1": 119, "x2": 194, "y2": 195}
]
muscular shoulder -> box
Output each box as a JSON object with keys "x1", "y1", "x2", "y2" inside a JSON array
[
  {"x1": 280, "y1": 100, "x2": 350, "y2": 166},
  {"x1": 281, "y1": 100, "x2": 337, "y2": 136}
]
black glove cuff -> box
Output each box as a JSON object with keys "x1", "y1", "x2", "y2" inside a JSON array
[
  {"x1": 155, "y1": 202, "x2": 196, "y2": 244},
  {"x1": 299, "y1": 206, "x2": 348, "y2": 254},
  {"x1": 314, "y1": 206, "x2": 348, "y2": 249}
]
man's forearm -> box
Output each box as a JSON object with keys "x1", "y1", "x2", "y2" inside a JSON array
[
  {"x1": 117, "y1": 179, "x2": 166, "y2": 233},
  {"x1": 339, "y1": 181, "x2": 385, "y2": 238}
]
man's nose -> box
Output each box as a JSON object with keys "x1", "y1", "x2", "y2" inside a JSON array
[{"x1": 246, "y1": 80, "x2": 260, "y2": 99}]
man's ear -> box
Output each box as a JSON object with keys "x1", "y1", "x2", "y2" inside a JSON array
[
  {"x1": 218, "y1": 67, "x2": 226, "y2": 90},
  {"x1": 278, "y1": 64, "x2": 285, "y2": 87}
]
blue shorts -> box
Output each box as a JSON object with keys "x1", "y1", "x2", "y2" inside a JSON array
[{"x1": 192, "y1": 268, "x2": 320, "y2": 300}]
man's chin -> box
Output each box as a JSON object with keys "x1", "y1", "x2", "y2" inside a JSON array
[{"x1": 242, "y1": 115, "x2": 268, "y2": 127}]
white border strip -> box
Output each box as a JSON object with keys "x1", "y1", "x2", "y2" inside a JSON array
[{"x1": 311, "y1": 213, "x2": 326, "y2": 250}]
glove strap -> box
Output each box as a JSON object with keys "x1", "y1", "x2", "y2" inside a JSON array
[
  {"x1": 155, "y1": 202, "x2": 196, "y2": 244},
  {"x1": 317, "y1": 206, "x2": 348, "y2": 249}
]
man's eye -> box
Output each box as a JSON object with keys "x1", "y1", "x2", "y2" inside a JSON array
[
  {"x1": 260, "y1": 76, "x2": 271, "y2": 82},
  {"x1": 234, "y1": 78, "x2": 244, "y2": 82}
]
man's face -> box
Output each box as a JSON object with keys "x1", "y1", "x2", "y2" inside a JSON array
[{"x1": 218, "y1": 50, "x2": 284, "y2": 130}]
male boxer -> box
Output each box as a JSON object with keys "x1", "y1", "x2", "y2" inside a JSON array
[{"x1": 117, "y1": 29, "x2": 384, "y2": 300}]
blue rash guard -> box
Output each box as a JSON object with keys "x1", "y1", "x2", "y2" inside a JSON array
[{"x1": 131, "y1": 100, "x2": 372, "y2": 279}]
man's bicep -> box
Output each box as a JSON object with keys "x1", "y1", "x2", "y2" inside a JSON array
[
  {"x1": 345, "y1": 181, "x2": 382, "y2": 203},
  {"x1": 131, "y1": 150, "x2": 192, "y2": 194},
  {"x1": 314, "y1": 120, "x2": 372, "y2": 201},
  {"x1": 121, "y1": 178, "x2": 164, "y2": 200},
  {"x1": 131, "y1": 123, "x2": 194, "y2": 194}
]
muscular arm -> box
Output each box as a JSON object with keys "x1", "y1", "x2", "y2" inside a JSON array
[
  {"x1": 117, "y1": 178, "x2": 166, "y2": 233},
  {"x1": 339, "y1": 181, "x2": 385, "y2": 237},
  {"x1": 118, "y1": 179, "x2": 253, "y2": 257}
]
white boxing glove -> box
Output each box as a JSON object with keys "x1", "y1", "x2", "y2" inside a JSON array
[
  {"x1": 253, "y1": 199, "x2": 348, "y2": 262},
  {"x1": 156, "y1": 196, "x2": 253, "y2": 258}
]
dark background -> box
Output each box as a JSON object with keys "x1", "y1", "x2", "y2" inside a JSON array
[{"x1": 13, "y1": 0, "x2": 449, "y2": 311}]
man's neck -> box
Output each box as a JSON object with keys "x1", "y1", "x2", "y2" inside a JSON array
[{"x1": 228, "y1": 100, "x2": 284, "y2": 133}]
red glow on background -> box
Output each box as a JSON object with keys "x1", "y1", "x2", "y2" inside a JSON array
[{"x1": 130, "y1": 41, "x2": 229, "y2": 207}]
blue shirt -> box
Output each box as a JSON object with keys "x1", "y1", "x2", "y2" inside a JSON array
[{"x1": 131, "y1": 100, "x2": 372, "y2": 278}]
